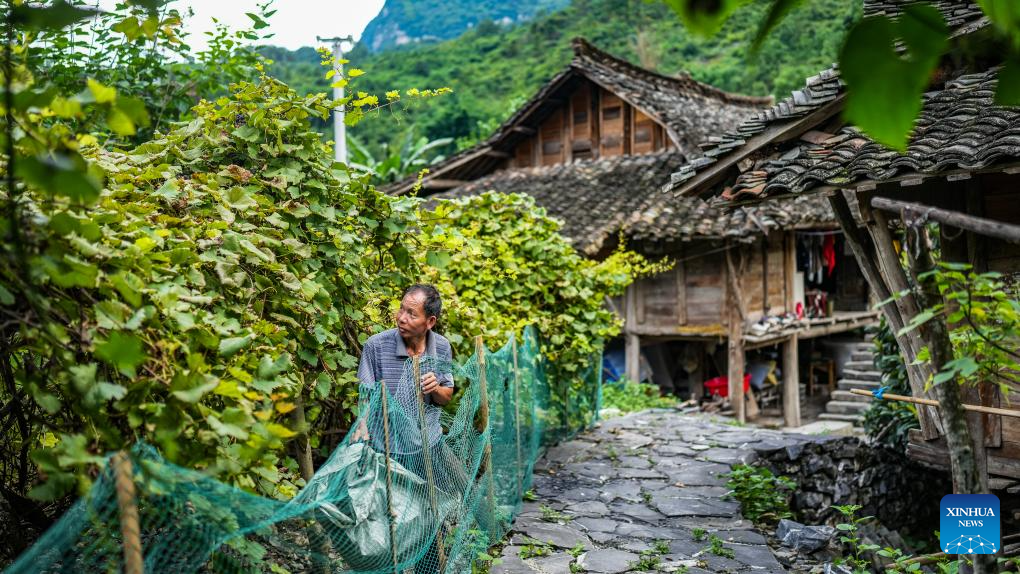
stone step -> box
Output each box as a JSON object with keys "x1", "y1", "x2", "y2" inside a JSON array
[
  {"x1": 844, "y1": 360, "x2": 876, "y2": 371},
  {"x1": 819, "y1": 412, "x2": 864, "y2": 423},
  {"x1": 825, "y1": 400, "x2": 870, "y2": 415},
  {"x1": 850, "y1": 351, "x2": 874, "y2": 362},
  {"x1": 838, "y1": 379, "x2": 881, "y2": 391},
  {"x1": 843, "y1": 369, "x2": 881, "y2": 382},
  {"x1": 831, "y1": 390, "x2": 872, "y2": 403}
]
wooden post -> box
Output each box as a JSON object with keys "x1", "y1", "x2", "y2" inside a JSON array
[
  {"x1": 112, "y1": 452, "x2": 143, "y2": 574},
  {"x1": 827, "y1": 192, "x2": 941, "y2": 439},
  {"x1": 379, "y1": 383, "x2": 401, "y2": 573},
  {"x1": 511, "y1": 336, "x2": 524, "y2": 501},
  {"x1": 782, "y1": 335, "x2": 801, "y2": 428},
  {"x1": 725, "y1": 246, "x2": 746, "y2": 423},
  {"x1": 412, "y1": 356, "x2": 446, "y2": 571},
  {"x1": 475, "y1": 336, "x2": 498, "y2": 542},
  {"x1": 625, "y1": 285, "x2": 641, "y2": 383}
]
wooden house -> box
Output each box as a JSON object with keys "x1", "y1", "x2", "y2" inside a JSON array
[
  {"x1": 665, "y1": 0, "x2": 1020, "y2": 488},
  {"x1": 398, "y1": 39, "x2": 878, "y2": 429},
  {"x1": 387, "y1": 38, "x2": 772, "y2": 196}
]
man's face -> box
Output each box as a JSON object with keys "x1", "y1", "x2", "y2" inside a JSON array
[{"x1": 396, "y1": 292, "x2": 436, "y2": 339}]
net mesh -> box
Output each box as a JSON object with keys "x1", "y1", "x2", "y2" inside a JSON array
[{"x1": 5, "y1": 327, "x2": 603, "y2": 574}]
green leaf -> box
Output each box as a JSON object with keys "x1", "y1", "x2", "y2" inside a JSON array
[
  {"x1": 107, "y1": 107, "x2": 136, "y2": 136},
  {"x1": 840, "y1": 6, "x2": 948, "y2": 151},
  {"x1": 995, "y1": 58, "x2": 1020, "y2": 106},
  {"x1": 0, "y1": 284, "x2": 13, "y2": 305},
  {"x1": 257, "y1": 353, "x2": 292, "y2": 379},
  {"x1": 426, "y1": 250, "x2": 452, "y2": 269},
  {"x1": 172, "y1": 376, "x2": 220, "y2": 403},
  {"x1": 245, "y1": 12, "x2": 270, "y2": 29},
  {"x1": 15, "y1": 154, "x2": 102, "y2": 204},
  {"x1": 87, "y1": 78, "x2": 117, "y2": 104},
  {"x1": 661, "y1": 0, "x2": 751, "y2": 36},
  {"x1": 94, "y1": 331, "x2": 147, "y2": 378},
  {"x1": 11, "y1": 0, "x2": 100, "y2": 30},
  {"x1": 219, "y1": 335, "x2": 253, "y2": 357}
]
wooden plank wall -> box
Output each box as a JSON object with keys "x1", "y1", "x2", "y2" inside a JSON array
[
  {"x1": 982, "y1": 186, "x2": 1020, "y2": 273},
  {"x1": 513, "y1": 80, "x2": 670, "y2": 168},
  {"x1": 627, "y1": 236, "x2": 793, "y2": 333}
]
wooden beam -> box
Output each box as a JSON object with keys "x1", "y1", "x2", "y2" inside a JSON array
[
  {"x1": 510, "y1": 125, "x2": 536, "y2": 135},
  {"x1": 828, "y1": 192, "x2": 942, "y2": 438},
  {"x1": 783, "y1": 335, "x2": 801, "y2": 428},
  {"x1": 726, "y1": 246, "x2": 746, "y2": 423},
  {"x1": 484, "y1": 149, "x2": 511, "y2": 159},
  {"x1": 673, "y1": 95, "x2": 845, "y2": 198},
  {"x1": 422, "y1": 178, "x2": 470, "y2": 189},
  {"x1": 872, "y1": 196, "x2": 1020, "y2": 244}
]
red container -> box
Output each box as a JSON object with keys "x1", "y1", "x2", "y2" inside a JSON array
[{"x1": 703, "y1": 374, "x2": 751, "y2": 398}]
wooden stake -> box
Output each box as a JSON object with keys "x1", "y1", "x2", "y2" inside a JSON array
[
  {"x1": 511, "y1": 335, "x2": 524, "y2": 501},
  {"x1": 782, "y1": 335, "x2": 801, "y2": 428},
  {"x1": 475, "y1": 335, "x2": 498, "y2": 541},
  {"x1": 849, "y1": 388, "x2": 1020, "y2": 418},
  {"x1": 725, "y1": 246, "x2": 746, "y2": 423},
  {"x1": 379, "y1": 382, "x2": 401, "y2": 573},
  {"x1": 871, "y1": 196, "x2": 1020, "y2": 244},
  {"x1": 412, "y1": 356, "x2": 446, "y2": 571},
  {"x1": 112, "y1": 452, "x2": 143, "y2": 574}
]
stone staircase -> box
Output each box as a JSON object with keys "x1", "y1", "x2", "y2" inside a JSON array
[{"x1": 818, "y1": 342, "x2": 880, "y2": 427}]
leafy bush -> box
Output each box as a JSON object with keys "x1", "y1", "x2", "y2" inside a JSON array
[
  {"x1": 862, "y1": 319, "x2": 918, "y2": 452},
  {"x1": 599, "y1": 379, "x2": 677, "y2": 414},
  {"x1": 2, "y1": 72, "x2": 656, "y2": 504},
  {"x1": 724, "y1": 464, "x2": 796, "y2": 525}
]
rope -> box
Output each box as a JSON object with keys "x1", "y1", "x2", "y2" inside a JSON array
[
  {"x1": 413, "y1": 355, "x2": 447, "y2": 571},
  {"x1": 379, "y1": 382, "x2": 400, "y2": 574},
  {"x1": 112, "y1": 452, "x2": 144, "y2": 574}
]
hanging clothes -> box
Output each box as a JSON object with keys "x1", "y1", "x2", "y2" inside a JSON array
[{"x1": 822, "y1": 234, "x2": 836, "y2": 277}]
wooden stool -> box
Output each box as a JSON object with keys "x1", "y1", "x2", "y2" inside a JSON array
[{"x1": 807, "y1": 358, "x2": 834, "y2": 397}]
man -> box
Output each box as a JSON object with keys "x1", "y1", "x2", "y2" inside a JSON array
[
  {"x1": 354, "y1": 284, "x2": 455, "y2": 448},
  {"x1": 354, "y1": 284, "x2": 465, "y2": 573}
]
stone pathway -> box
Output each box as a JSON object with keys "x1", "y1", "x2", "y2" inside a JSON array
[{"x1": 494, "y1": 410, "x2": 835, "y2": 574}]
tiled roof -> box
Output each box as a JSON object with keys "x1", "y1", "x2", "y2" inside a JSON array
[
  {"x1": 569, "y1": 39, "x2": 772, "y2": 156},
  {"x1": 386, "y1": 38, "x2": 769, "y2": 196},
  {"x1": 664, "y1": 0, "x2": 988, "y2": 198},
  {"x1": 429, "y1": 150, "x2": 835, "y2": 255},
  {"x1": 721, "y1": 69, "x2": 1020, "y2": 201},
  {"x1": 664, "y1": 66, "x2": 844, "y2": 194}
]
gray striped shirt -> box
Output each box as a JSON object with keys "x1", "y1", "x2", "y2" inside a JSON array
[{"x1": 357, "y1": 328, "x2": 454, "y2": 449}]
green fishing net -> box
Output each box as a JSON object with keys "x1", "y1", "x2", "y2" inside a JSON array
[{"x1": 4, "y1": 327, "x2": 603, "y2": 573}]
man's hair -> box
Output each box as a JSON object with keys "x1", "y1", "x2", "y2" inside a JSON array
[{"x1": 404, "y1": 283, "x2": 442, "y2": 320}]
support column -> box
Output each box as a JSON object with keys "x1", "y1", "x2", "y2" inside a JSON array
[
  {"x1": 725, "y1": 246, "x2": 746, "y2": 423},
  {"x1": 782, "y1": 335, "x2": 801, "y2": 428}
]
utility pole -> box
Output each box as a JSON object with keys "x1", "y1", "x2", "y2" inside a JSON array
[{"x1": 316, "y1": 35, "x2": 354, "y2": 164}]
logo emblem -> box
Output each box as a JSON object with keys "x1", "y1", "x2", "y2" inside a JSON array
[{"x1": 940, "y1": 494, "x2": 1000, "y2": 554}]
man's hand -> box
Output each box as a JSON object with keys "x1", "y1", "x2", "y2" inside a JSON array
[
  {"x1": 421, "y1": 372, "x2": 441, "y2": 394},
  {"x1": 421, "y1": 372, "x2": 454, "y2": 405},
  {"x1": 351, "y1": 419, "x2": 370, "y2": 443}
]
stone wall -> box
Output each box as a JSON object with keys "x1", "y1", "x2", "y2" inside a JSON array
[{"x1": 752, "y1": 436, "x2": 950, "y2": 536}]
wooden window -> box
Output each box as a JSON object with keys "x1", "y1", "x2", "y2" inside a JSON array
[
  {"x1": 632, "y1": 109, "x2": 656, "y2": 154},
  {"x1": 540, "y1": 112, "x2": 563, "y2": 165},
  {"x1": 600, "y1": 91, "x2": 625, "y2": 157}
]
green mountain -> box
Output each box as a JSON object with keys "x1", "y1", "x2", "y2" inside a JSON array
[
  {"x1": 261, "y1": 0, "x2": 860, "y2": 156},
  {"x1": 360, "y1": 0, "x2": 570, "y2": 53}
]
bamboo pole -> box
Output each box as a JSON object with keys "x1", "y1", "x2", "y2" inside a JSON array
[
  {"x1": 379, "y1": 382, "x2": 400, "y2": 574},
  {"x1": 475, "y1": 335, "x2": 497, "y2": 541},
  {"x1": 511, "y1": 335, "x2": 524, "y2": 501},
  {"x1": 849, "y1": 388, "x2": 1020, "y2": 418},
  {"x1": 112, "y1": 452, "x2": 143, "y2": 574},
  {"x1": 412, "y1": 356, "x2": 447, "y2": 571}
]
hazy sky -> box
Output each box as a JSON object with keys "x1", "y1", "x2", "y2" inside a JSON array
[{"x1": 98, "y1": 0, "x2": 386, "y2": 51}]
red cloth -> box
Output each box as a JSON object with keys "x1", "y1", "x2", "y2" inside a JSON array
[{"x1": 822, "y1": 235, "x2": 836, "y2": 277}]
